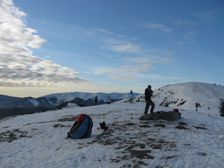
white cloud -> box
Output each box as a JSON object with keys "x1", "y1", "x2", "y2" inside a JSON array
[
  {"x1": 195, "y1": 10, "x2": 221, "y2": 23},
  {"x1": 0, "y1": 0, "x2": 85, "y2": 87},
  {"x1": 143, "y1": 23, "x2": 172, "y2": 33},
  {"x1": 95, "y1": 55, "x2": 171, "y2": 81},
  {"x1": 105, "y1": 39, "x2": 141, "y2": 53},
  {"x1": 174, "y1": 20, "x2": 199, "y2": 26}
]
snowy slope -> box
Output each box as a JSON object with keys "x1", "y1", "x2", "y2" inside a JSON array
[
  {"x1": 153, "y1": 82, "x2": 224, "y2": 115},
  {"x1": 1, "y1": 102, "x2": 224, "y2": 168}
]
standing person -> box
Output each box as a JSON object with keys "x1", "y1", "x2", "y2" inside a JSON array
[
  {"x1": 129, "y1": 90, "x2": 134, "y2": 103},
  {"x1": 144, "y1": 85, "x2": 155, "y2": 114},
  {"x1": 195, "y1": 102, "x2": 199, "y2": 111},
  {"x1": 94, "y1": 96, "x2": 98, "y2": 105},
  {"x1": 107, "y1": 96, "x2": 111, "y2": 104}
]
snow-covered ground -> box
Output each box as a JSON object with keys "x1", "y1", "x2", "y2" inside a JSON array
[
  {"x1": 1, "y1": 102, "x2": 224, "y2": 168},
  {"x1": 153, "y1": 82, "x2": 224, "y2": 114}
]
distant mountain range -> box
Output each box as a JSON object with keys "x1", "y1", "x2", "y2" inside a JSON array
[
  {"x1": 44, "y1": 92, "x2": 139, "y2": 105},
  {"x1": 1, "y1": 82, "x2": 224, "y2": 119},
  {"x1": 0, "y1": 92, "x2": 140, "y2": 119}
]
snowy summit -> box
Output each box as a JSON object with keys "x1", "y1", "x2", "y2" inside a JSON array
[{"x1": 154, "y1": 82, "x2": 224, "y2": 115}]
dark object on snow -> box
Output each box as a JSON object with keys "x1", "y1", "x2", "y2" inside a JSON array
[
  {"x1": 67, "y1": 114, "x2": 93, "y2": 139},
  {"x1": 94, "y1": 96, "x2": 98, "y2": 105},
  {"x1": 219, "y1": 99, "x2": 224, "y2": 117},
  {"x1": 195, "y1": 102, "x2": 201, "y2": 111},
  {"x1": 140, "y1": 110, "x2": 181, "y2": 121},
  {"x1": 175, "y1": 125, "x2": 187, "y2": 129},
  {"x1": 129, "y1": 90, "x2": 134, "y2": 103},
  {"x1": 100, "y1": 121, "x2": 108, "y2": 131},
  {"x1": 173, "y1": 108, "x2": 179, "y2": 113}
]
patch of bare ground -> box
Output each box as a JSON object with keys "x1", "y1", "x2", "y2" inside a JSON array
[
  {"x1": 193, "y1": 126, "x2": 207, "y2": 130},
  {"x1": 0, "y1": 129, "x2": 34, "y2": 143},
  {"x1": 57, "y1": 115, "x2": 75, "y2": 122},
  {"x1": 53, "y1": 124, "x2": 70, "y2": 128},
  {"x1": 91, "y1": 121, "x2": 177, "y2": 167}
]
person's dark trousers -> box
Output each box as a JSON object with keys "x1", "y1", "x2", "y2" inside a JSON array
[{"x1": 144, "y1": 100, "x2": 155, "y2": 114}]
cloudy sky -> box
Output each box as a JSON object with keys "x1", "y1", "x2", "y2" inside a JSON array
[{"x1": 0, "y1": 0, "x2": 223, "y2": 97}]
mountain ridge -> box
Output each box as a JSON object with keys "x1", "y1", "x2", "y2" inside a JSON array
[
  {"x1": 0, "y1": 92, "x2": 139, "y2": 118},
  {"x1": 1, "y1": 81, "x2": 224, "y2": 118}
]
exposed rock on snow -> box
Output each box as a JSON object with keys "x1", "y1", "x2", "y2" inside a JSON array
[{"x1": 140, "y1": 111, "x2": 181, "y2": 121}]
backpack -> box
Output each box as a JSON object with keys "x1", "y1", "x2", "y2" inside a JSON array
[{"x1": 67, "y1": 114, "x2": 93, "y2": 139}]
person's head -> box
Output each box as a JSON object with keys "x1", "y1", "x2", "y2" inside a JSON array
[{"x1": 147, "y1": 85, "x2": 151, "y2": 89}]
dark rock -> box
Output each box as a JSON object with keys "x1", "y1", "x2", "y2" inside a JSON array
[
  {"x1": 140, "y1": 111, "x2": 181, "y2": 121},
  {"x1": 197, "y1": 152, "x2": 207, "y2": 156},
  {"x1": 175, "y1": 125, "x2": 187, "y2": 129},
  {"x1": 154, "y1": 124, "x2": 166, "y2": 127},
  {"x1": 193, "y1": 126, "x2": 207, "y2": 130},
  {"x1": 178, "y1": 122, "x2": 187, "y2": 125}
]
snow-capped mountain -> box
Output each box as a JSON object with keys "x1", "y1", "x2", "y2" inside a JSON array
[
  {"x1": 43, "y1": 92, "x2": 140, "y2": 105},
  {"x1": 0, "y1": 95, "x2": 55, "y2": 109},
  {"x1": 0, "y1": 95, "x2": 57, "y2": 118},
  {"x1": 153, "y1": 82, "x2": 224, "y2": 114}
]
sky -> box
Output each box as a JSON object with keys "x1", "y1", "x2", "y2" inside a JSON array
[{"x1": 0, "y1": 0, "x2": 223, "y2": 97}]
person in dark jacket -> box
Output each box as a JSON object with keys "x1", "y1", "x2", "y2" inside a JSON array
[
  {"x1": 129, "y1": 90, "x2": 134, "y2": 103},
  {"x1": 144, "y1": 85, "x2": 155, "y2": 114},
  {"x1": 94, "y1": 96, "x2": 98, "y2": 105}
]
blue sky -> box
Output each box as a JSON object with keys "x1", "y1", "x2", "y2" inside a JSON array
[{"x1": 0, "y1": 0, "x2": 223, "y2": 97}]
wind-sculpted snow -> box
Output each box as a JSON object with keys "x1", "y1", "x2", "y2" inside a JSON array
[{"x1": 1, "y1": 102, "x2": 224, "y2": 168}]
